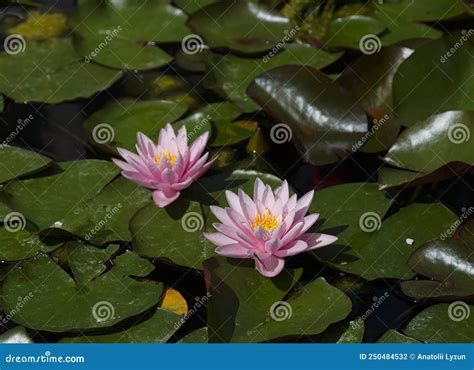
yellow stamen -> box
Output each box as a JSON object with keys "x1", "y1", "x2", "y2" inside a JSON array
[
  {"x1": 155, "y1": 151, "x2": 177, "y2": 166},
  {"x1": 251, "y1": 210, "x2": 280, "y2": 231}
]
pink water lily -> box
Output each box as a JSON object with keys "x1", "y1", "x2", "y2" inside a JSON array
[
  {"x1": 204, "y1": 178, "x2": 338, "y2": 277},
  {"x1": 113, "y1": 124, "x2": 216, "y2": 207}
]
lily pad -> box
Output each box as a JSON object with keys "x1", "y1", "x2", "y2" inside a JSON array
[
  {"x1": 310, "y1": 183, "x2": 458, "y2": 280},
  {"x1": 60, "y1": 308, "x2": 181, "y2": 343},
  {"x1": 324, "y1": 15, "x2": 385, "y2": 49},
  {"x1": 371, "y1": 0, "x2": 469, "y2": 22},
  {"x1": 0, "y1": 146, "x2": 52, "y2": 184},
  {"x1": 84, "y1": 99, "x2": 188, "y2": 151},
  {"x1": 0, "y1": 327, "x2": 34, "y2": 343},
  {"x1": 209, "y1": 45, "x2": 342, "y2": 112},
  {"x1": 0, "y1": 38, "x2": 123, "y2": 104},
  {"x1": 66, "y1": 242, "x2": 119, "y2": 286},
  {"x1": 337, "y1": 46, "x2": 413, "y2": 152},
  {"x1": 3, "y1": 160, "x2": 119, "y2": 231},
  {"x1": 131, "y1": 198, "x2": 214, "y2": 269},
  {"x1": 248, "y1": 65, "x2": 368, "y2": 165},
  {"x1": 52, "y1": 177, "x2": 151, "y2": 245},
  {"x1": 1, "y1": 251, "x2": 161, "y2": 332},
  {"x1": 187, "y1": 0, "x2": 290, "y2": 54},
  {"x1": 393, "y1": 35, "x2": 474, "y2": 124},
  {"x1": 211, "y1": 120, "x2": 258, "y2": 147},
  {"x1": 404, "y1": 303, "x2": 474, "y2": 343},
  {"x1": 400, "y1": 238, "x2": 474, "y2": 299},
  {"x1": 205, "y1": 256, "x2": 351, "y2": 342},
  {"x1": 384, "y1": 111, "x2": 474, "y2": 174},
  {"x1": 8, "y1": 11, "x2": 68, "y2": 40},
  {"x1": 204, "y1": 256, "x2": 302, "y2": 342},
  {"x1": 336, "y1": 203, "x2": 458, "y2": 281},
  {"x1": 73, "y1": 0, "x2": 189, "y2": 43},
  {"x1": 0, "y1": 228, "x2": 61, "y2": 261},
  {"x1": 175, "y1": 0, "x2": 216, "y2": 13},
  {"x1": 309, "y1": 318, "x2": 364, "y2": 343},
  {"x1": 377, "y1": 330, "x2": 419, "y2": 343},
  {"x1": 74, "y1": 33, "x2": 172, "y2": 70}
]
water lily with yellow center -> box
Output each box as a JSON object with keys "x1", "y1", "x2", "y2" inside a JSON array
[
  {"x1": 204, "y1": 178, "x2": 338, "y2": 277},
  {"x1": 113, "y1": 124, "x2": 216, "y2": 207}
]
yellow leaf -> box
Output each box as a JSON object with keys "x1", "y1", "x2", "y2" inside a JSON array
[
  {"x1": 8, "y1": 12, "x2": 67, "y2": 40},
  {"x1": 159, "y1": 287, "x2": 188, "y2": 316}
]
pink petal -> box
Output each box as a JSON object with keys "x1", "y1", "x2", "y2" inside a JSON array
[
  {"x1": 137, "y1": 132, "x2": 157, "y2": 159},
  {"x1": 294, "y1": 190, "x2": 314, "y2": 220},
  {"x1": 203, "y1": 232, "x2": 236, "y2": 247},
  {"x1": 215, "y1": 244, "x2": 251, "y2": 258},
  {"x1": 189, "y1": 131, "x2": 209, "y2": 164},
  {"x1": 274, "y1": 181, "x2": 289, "y2": 203},
  {"x1": 254, "y1": 253, "x2": 285, "y2": 277},
  {"x1": 253, "y1": 178, "x2": 266, "y2": 200},
  {"x1": 152, "y1": 189, "x2": 180, "y2": 208},
  {"x1": 225, "y1": 191, "x2": 244, "y2": 215},
  {"x1": 274, "y1": 239, "x2": 308, "y2": 257},
  {"x1": 300, "y1": 233, "x2": 338, "y2": 250}
]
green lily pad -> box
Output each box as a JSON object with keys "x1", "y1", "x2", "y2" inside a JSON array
[
  {"x1": 337, "y1": 203, "x2": 458, "y2": 280},
  {"x1": 377, "y1": 329, "x2": 419, "y2": 343},
  {"x1": 309, "y1": 318, "x2": 364, "y2": 343},
  {"x1": 0, "y1": 38, "x2": 122, "y2": 104},
  {"x1": 393, "y1": 35, "x2": 474, "y2": 124},
  {"x1": 0, "y1": 228, "x2": 61, "y2": 261},
  {"x1": 324, "y1": 15, "x2": 385, "y2": 49},
  {"x1": 187, "y1": 0, "x2": 290, "y2": 54},
  {"x1": 209, "y1": 45, "x2": 342, "y2": 112},
  {"x1": 73, "y1": 0, "x2": 189, "y2": 43},
  {"x1": 66, "y1": 242, "x2": 119, "y2": 286},
  {"x1": 0, "y1": 146, "x2": 52, "y2": 184},
  {"x1": 310, "y1": 183, "x2": 458, "y2": 280},
  {"x1": 310, "y1": 183, "x2": 393, "y2": 253},
  {"x1": 0, "y1": 202, "x2": 10, "y2": 219},
  {"x1": 211, "y1": 120, "x2": 258, "y2": 147},
  {"x1": 404, "y1": 303, "x2": 474, "y2": 343},
  {"x1": 371, "y1": 0, "x2": 469, "y2": 22},
  {"x1": 173, "y1": 102, "x2": 242, "y2": 143},
  {"x1": 0, "y1": 327, "x2": 34, "y2": 343},
  {"x1": 205, "y1": 256, "x2": 351, "y2": 342},
  {"x1": 2, "y1": 160, "x2": 119, "y2": 231},
  {"x1": 60, "y1": 308, "x2": 181, "y2": 343},
  {"x1": 378, "y1": 167, "x2": 425, "y2": 190},
  {"x1": 84, "y1": 99, "x2": 188, "y2": 151},
  {"x1": 74, "y1": 33, "x2": 172, "y2": 70},
  {"x1": 204, "y1": 256, "x2": 302, "y2": 342},
  {"x1": 53, "y1": 177, "x2": 151, "y2": 245},
  {"x1": 248, "y1": 65, "x2": 368, "y2": 165},
  {"x1": 175, "y1": 0, "x2": 217, "y2": 13},
  {"x1": 178, "y1": 327, "x2": 209, "y2": 343},
  {"x1": 384, "y1": 111, "x2": 474, "y2": 174},
  {"x1": 131, "y1": 198, "x2": 214, "y2": 269},
  {"x1": 337, "y1": 46, "x2": 413, "y2": 152},
  {"x1": 400, "y1": 237, "x2": 474, "y2": 299},
  {"x1": 2, "y1": 251, "x2": 161, "y2": 332}
]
